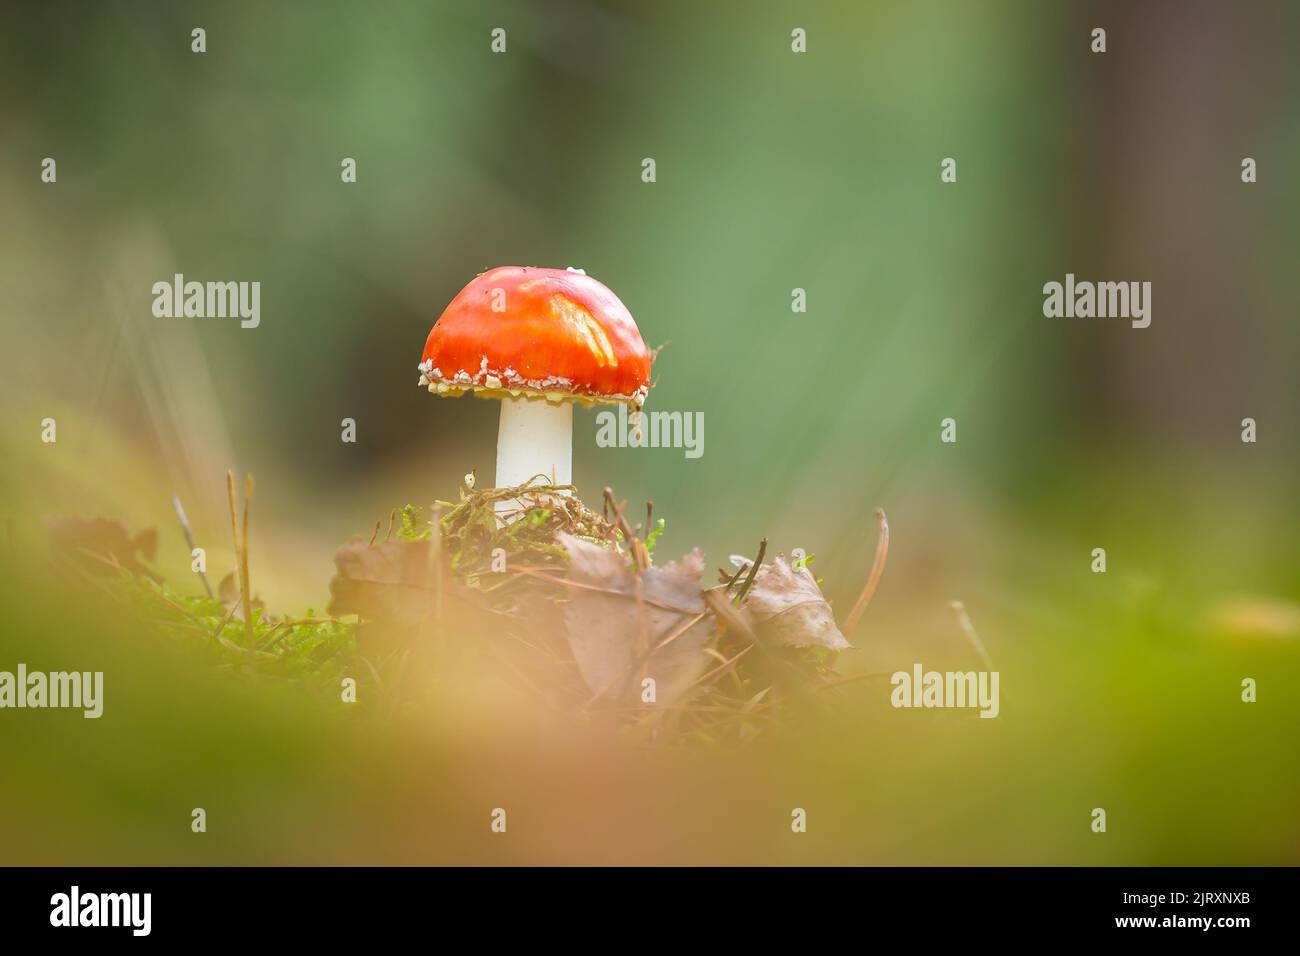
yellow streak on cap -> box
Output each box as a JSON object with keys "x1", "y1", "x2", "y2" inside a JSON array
[{"x1": 551, "y1": 294, "x2": 618, "y2": 368}]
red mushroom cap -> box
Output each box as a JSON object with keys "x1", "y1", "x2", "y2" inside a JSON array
[{"x1": 419, "y1": 266, "x2": 653, "y2": 409}]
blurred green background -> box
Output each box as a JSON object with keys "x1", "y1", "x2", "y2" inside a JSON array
[{"x1": 1, "y1": 0, "x2": 1297, "y2": 864}]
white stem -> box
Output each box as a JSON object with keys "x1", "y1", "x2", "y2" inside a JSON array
[{"x1": 495, "y1": 398, "x2": 572, "y2": 515}]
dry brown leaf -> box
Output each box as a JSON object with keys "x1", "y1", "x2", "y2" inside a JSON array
[
  {"x1": 44, "y1": 516, "x2": 162, "y2": 582},
  {"x1": 327, "y1": 537, "x2": 435, "y2": 626},
  {"x1": 558, "y1": 533, "x2": 715, "y2": 706},
  {"x1": 740, "y1": 555, "x2": 850, "y2": 650}
]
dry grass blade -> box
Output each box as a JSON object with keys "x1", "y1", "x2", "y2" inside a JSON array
[
  {"x1": 690, "y1": 644, "x2": 753, "y2": 688},
  {"x1": 225, "y1": 472, "x2": 239, "y2": 567},
  {"x1": 225, "y1": 472, "x2": 245, "y2": 644},
  {"x1": 650, "y1": 610, "x2": 709, "y2": 655},
  {"x1": 212, "y1": 592, "x2": 240, "y2": 642},
  {"x1": 843, "y1": 507, "x2": 889, "y2": 636},
  {"x1": 171, "y1": 495, "x2": 213, "y2": 598},
  {"x1": 513, "y1": 567, "x2": 697, "y2": 614},
  {"x1": 703, "y1": 587, "x2": 833, "y2": 697},
  {"x1": 948, "y1": 600, "x2": 994, "y2": 670},
  {"x1": 240, "y1": 474, "x2": 255, "y2": 646},
  {"x1": 225, "y1": 471, "x2": 256, "y2": 647}
]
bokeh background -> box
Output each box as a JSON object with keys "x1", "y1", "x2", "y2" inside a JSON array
[{"x1": 1, "y1": 0, "x2": 1297, "y2": 864}]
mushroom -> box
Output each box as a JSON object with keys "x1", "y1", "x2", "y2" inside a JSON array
[{"x1": 419, "y1": 266, "x2": 653, "y2": 512}]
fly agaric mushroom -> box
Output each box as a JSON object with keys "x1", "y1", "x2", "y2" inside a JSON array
[{"x1": 419, "y1": 266, "x2": 653, "y2": 507}]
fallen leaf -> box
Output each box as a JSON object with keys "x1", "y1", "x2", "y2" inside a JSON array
[
  {"x1": 558, "y1": 533, "x2": 715, "y2": 706},
  {"x1": 44, "y1": 516, "x2": 162, "y2": 582},
  {"x1": 740, "y1": 555, "x2": 850, "y2": 650},
  {"x1": 327, "y1": 537, "x2": 435, "y2": 626}
]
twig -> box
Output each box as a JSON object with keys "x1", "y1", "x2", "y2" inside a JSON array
[
  {"x1": 602, "y1": 487, "x2": 648, "y2": 570},
  {"x1": 843, "y1": 507, "x2": 889, "y2": 636},
  {"x1": 731, "y1": 538, "x2": 767, "y2": 602},
  {"x1": 171, "y1": 495, "x2": 213, "y2": 598}
]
